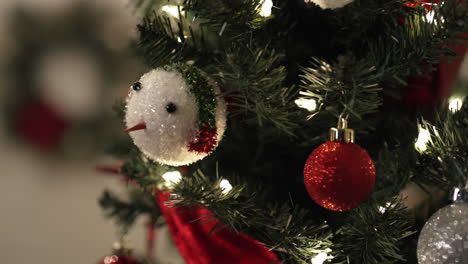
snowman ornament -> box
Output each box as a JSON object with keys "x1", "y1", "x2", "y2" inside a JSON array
[{"x1": 125, "y1": 64, "x2": 227, "y2": 166}]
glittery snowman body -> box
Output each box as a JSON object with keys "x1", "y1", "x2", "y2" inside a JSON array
[
  {"x1": 417, "y1": 202, "x2": 468, "y2": 264},
  {"x1": 125, "y1": 68, "x2": 226, "y2": 166}
]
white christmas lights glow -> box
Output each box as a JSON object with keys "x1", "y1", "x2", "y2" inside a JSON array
[
  {"x1": 161, "y1": 5, "x2": 183, "y2": 18},
  {"x1": 415, "y1": 126, "x2": 431, "y2": 153},
  {"x1": 219, "y1": 179, "x2": 233, "y2": 194},
  {"x1": 295, "y1": 98, "x2": 318, "y2": 112},
  {"x1": 259, "y1": 0, "x2": 273, "y2": 17},
  {"x1": 448, "y1": 97, "x2": 463, "y2": 113},
  {"x1": 378, "y1": 202, "x2": 394, "y2": 214},
  {"x1": 162, "y1": 171, "x2": 182, "y2": 186},
  {"x1": 311, "y1": 249, "x2": 333, "y2": 264}
]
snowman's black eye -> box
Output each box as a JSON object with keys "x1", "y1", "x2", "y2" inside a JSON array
[
  {"x1": 166, "y1": 102, "x2": 177, "y2": 113},
  {"x1": 131, "y1": 81, "x2": 142, "y2": 91}
]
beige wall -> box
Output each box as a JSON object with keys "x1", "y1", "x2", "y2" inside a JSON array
[{"x1": 0, "y1": 1, "x2": 183, "y2": 263}]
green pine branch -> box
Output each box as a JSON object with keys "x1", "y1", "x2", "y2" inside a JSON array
[
  {"x1": 169, "y1": 169, "x2": 333, "y2": 264},
  {"x1": 333, "y1": 199, "x2": 415, "y2": 264},
  {"x1": 120, "y1": 147, "x2": 173, "y2": 191},
  {"x1": 184, "y1": 0, "x2": 268, "y2": 42},
  {"x1": 300, "y1": 55, "x2": 383, "y2": 121},
  {"x1": 214, "y1": 45, "x2": 300, "y2": 136},
  {"x1": 135, "y1": 10, "x2": 210, "y2": 68},
  {"x1": 415, "y1": 103, "x2": 468, "y2": 187},
  {"x1": 99, "y1": 188, "x2": 161, "y2": 227}
]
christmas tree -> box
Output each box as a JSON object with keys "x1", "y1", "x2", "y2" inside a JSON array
[{"x1": 98, "y1": 0, "x2": 468, "y2": 263}]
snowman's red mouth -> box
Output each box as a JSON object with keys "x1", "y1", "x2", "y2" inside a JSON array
[{"x1": 125, "y1": 121, "x2": 147, "y2": 133}]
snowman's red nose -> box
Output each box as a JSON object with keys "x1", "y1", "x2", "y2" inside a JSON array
[{"x1": 124, "y1": 122, "x2": 146, "y2": 133}]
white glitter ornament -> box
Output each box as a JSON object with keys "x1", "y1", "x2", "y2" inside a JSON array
[
  {"x1": 125, "y1": 65, "x2": 227, "y2": 166},
  {"x1": 417, "y1": 186, "x2": 468, "y2": 264},
  {"x1": 305, "y1": 0, "x2": 353, "y2": 9}
]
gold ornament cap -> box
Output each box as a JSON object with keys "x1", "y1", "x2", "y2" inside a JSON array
[{"x1": 329, "y1": 118, "x2": 354, "y2": 143}]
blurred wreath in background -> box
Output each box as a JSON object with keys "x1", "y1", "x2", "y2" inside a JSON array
[{"x1": 3, "y1": 1, "x2": 140, "y2": 158}]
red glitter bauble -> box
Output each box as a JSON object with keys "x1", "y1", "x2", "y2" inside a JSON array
[
  {"x1": 303, "y1": 141, "x2": 376, "y2": 212},
  {"x1": 98, "y1": 255, "x2": 141, "y2": 264}
]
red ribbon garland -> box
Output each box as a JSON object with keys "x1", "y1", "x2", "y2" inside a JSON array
[
  {"x1": 401, "y1": 0, "x2": 467, "y2": 105},
  {"x1": 156, "y1": 192, "x2": 280, "y2": 264},
  {"x1": 403, "y1": 41, "x2": 467, "y2": 106}
]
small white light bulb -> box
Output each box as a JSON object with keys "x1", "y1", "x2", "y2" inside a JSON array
[
  {"x1": 378, "y1": 206, "x2": 386, "y2": 214},
  {"x1": 378, "y1": 202, "x2": 393, "y2": 214},
  {"x1": 415, "y1": 127, "x2": 431, "y2": 153},
  {"x1": 311, "y1": 252, "x2": 329, "y2": 264},
  {"x1": 219, "y1": 179, "x2": 233, "y2": 194},
  {"x1": 424, "y1": 4, "x2": 444, "y2": 25},
  {"x1": 161, "y1": 5, "x2": 183, "y2": 18},
  {"x1": 448, "y1": 97, "x2": 463, "y2": 113},
  {"x1": 295, "y1": 98, "x2": 318, "y2": 112},
  {"x1": 259, "y1": 0, "x2": 273, "y2": 17},
  {"x1": 426, "y1": 10, "x2": 436, "y2": 23},
  {"x1": 162, "y1": 171, "x2": 182, "y2": 186}
]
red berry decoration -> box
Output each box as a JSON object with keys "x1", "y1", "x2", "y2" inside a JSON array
[
  {"x1": 303, "y1": 119, "x2": 375, "y2": 211},
  {"x1": 98, "y1": 239, "x2": 142, "y2": 264},
  {"x1": 98, "y1": 255, "x2": 141, "y2": 264}
]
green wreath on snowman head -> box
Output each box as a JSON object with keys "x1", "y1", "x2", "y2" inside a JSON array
[{"x1": 164, "y1": 63, "x2": 219, "y2": 153}]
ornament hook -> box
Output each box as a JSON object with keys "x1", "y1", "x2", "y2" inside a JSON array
[{"x1": 451, "y1": 183, "x2": 468, "y2": 203}]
